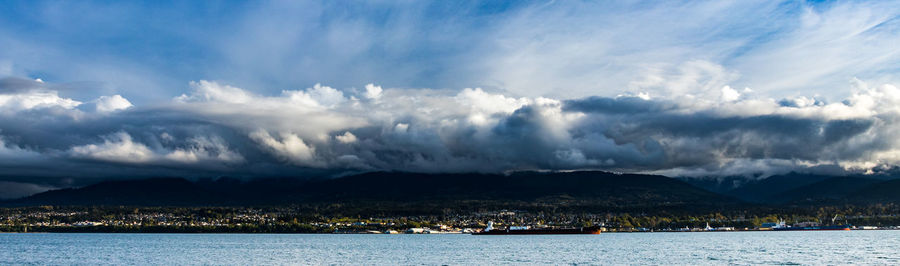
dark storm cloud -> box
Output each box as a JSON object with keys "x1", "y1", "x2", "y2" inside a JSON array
[
  {"x1": 1, "y1": 78, "x2": 900, "y2": 195},
  {"x1": 564, "y1": 96, "x2": 677, "y2": 115},
  {"x1": 565, "y1": 96, "x2": 887, "y2": 174}
]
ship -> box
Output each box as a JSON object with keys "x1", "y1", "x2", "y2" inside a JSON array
[
  {"x1": 770, "y1": 220, "x2": 851, "y2": 231},
  {"x1": 472, "y1": 221, "x2": 603, "y2": 235}
]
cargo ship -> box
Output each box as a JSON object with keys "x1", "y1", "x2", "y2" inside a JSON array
[
  {"x1": 472, "y1": 221, "x2": 603, "y2": 235},
  {"x1": 771, "y1": 220, "x2": 851, "y2": 231}
]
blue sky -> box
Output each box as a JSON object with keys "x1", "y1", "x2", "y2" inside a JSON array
[
  {"x1": 2, "y1": 1, "x2": 896, "y2": 103},
  {"x1": 1, "y1": 1, "x2": 529, "y2": 101},
  {"x1": 1, "y1": 0, "x2": 900, "y2": 196}
]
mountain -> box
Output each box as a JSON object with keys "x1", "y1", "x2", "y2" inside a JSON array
[
  {"x1": 3, "y1": 171, "x2": 740, "y2": 213},
  {"x1": 10, "y1": 178, "x2": 224, "y2": 206},
  {"x1": 847, "y1": 179, "x2": 900, "y2": 203},
  {"x1": 722, "y1": 173, "x2": 833, "y2": 203},
  {"x1": 770, "y1": 176, "x2": 881, "y2": 204},
  {"x1": 682, "y1": 173, "x2": 898, "y2": 204},
  {"x1": 292, "y1": 171, "x2": 735, "y2": 204},
  {"x1": 677, "y1": 176, "x2": 757, "y2": 195}
]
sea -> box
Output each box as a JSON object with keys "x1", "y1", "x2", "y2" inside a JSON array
[{"x1": 1, "y1": 231, "x2": 898, "y2": 265}]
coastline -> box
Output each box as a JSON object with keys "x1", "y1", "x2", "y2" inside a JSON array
[{"x1": 4, "y1": 227, "x2": 896, "y2": 234}]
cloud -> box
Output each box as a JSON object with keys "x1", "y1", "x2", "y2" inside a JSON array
[
  {"x1": 2, "y1": 74, "x2": 900, "y2": 183},
  {"x1": 164, "y1": 136, "x2": 245, "y2": 164},
  {"x1": 0, "y1": 77, "x2": 135, "y2": 116},
  {"x1": 335, "y1": 132, "x2": 357, "y2": 144},
  {"x1": 0, "y1": 77, "x2": 897, "y2": 181},
  {"x1": 305, "y1": 83, "x2": 346, "y2": 108},
  {"x1": 364, "y1": 83, "x2": 382, "y2": 100},
  {"x1": 70, "y1": 131, "x2": 243, "y2": 166},
  {"x1": 92, "y1": 95, "x2": 133, "y2": 112},
  {"x1": 249, "y1": 129, "x2": 317, "y2": 166},
  {"x1": 456, "y1": 88, "x2": 530, "y2": 115},
  {"x1": 0, "y1": 88, "x2": 82, "y2": 113},
  {"x1": 0, "y1": 135, "x2": 41, "y2": 160},
  {"x1": 70, "y1": 132, "x2": 156, "y2": 163},
  {"x1": 730, "y1": 2, "x2": 900, "y2": 97},
  {"x1": 177, "y1": 80, "x2": 255, "y2": 104}
]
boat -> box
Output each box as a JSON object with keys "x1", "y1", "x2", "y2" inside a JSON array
[
  {"x1": 772, "y1": 224, "x2": 851, "y2": 231},
  {"x1": 472, "y1": 221, "x2": 603, "y2": 235},
  {"x1": 771, "y1": 220, "x2": 851, "y2": 231}
]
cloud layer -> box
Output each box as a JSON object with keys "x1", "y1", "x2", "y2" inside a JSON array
[{"x1": 2, "y1": 77, "x2": 900, "y2": 185}]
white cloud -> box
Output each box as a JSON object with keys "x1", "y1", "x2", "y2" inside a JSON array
[
  {"x1": 70, "y1": 132, "x2": 156, "y2": 163},
  {"x1": 0, "y1": 90, "x2": 82, "y2": 113},
  {"x1": 249, "y1": 129, "x2": 317, "y2": 166},
  {"x1": 335, "y1": 131, "x2": 357, "y2": 144},
  {"x1": 177, "y1": 80, "x2": 255, "y2": 104},
  {"x1": 306, "y1": 83, "x2": 345, "y2": 108},
  {"x1": 164, "y1": 136, "x2": 245, "y2": 164},
  {"x1": 364, "y1": 83, "x2": 382, "y2": 99},
  {"x1": 173, "y1": 80, "x2": 366, "y2": 140},
  {"x1": 70, "y1": 131, "x2": 244, "y2": 166},
  {"x1": 0, "y1": 90, "x2": 135, "y2": 115},
  {"x1": 0, "y1": 78, "x2": 134, "y2": 115},
  {"x1": 720, "y1": 86, "x2": 741, "y2": 102},
  {"x1": 92, "y1": 95, "x2": 133, "y2": 112},
  {"x1": 455, "y1": 88, "x2": 530, "y2": 115}
]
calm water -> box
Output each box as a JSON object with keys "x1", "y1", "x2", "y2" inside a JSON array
[{"x1": 1, "y1": 231, "x2": 898, "y2": 265}]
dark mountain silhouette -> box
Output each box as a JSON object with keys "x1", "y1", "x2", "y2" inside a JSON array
[
  {"x1": 292, "y1": 171, "x2": 735, "y2": 204},
  {"x1": 683, "y1": 173, "x2": 898, "y2": 205},
  {"x1": 847, "y1": 179, "x2": 900, "y2": 203},
  {"x1": 677, "y1": 176, "x2": 757, "y2": 195},
  {"x1": 3, "y1": 171, "x2": 739, "y2": 211},
  {"x1": 9, "y1": 171, "x2": 897, "y2": 212},
  {"x1": 11, "y1": 178, "x2": 224, "y2": 206},
  {"x1": 723, "y1": 173, "x2": 833, "y2": 203},
  {"x1": 770, "y1": 176, "x2": 881, "y2": 204}
]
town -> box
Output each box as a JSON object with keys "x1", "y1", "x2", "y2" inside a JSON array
[{"x1": 3, "y1": 206, "x2": 900, "y2": 234}]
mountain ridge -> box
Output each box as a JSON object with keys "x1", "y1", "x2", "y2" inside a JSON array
[
  {"x1": 3, "y1": 171, "x2": 739, "y2": 212},
  {"x1": 7, "y1": 171, "x2": 900, "y2": 212}
]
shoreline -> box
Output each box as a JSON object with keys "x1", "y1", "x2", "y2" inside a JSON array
[{"x1": 4, "y1": 228, "x2": 897, "y2": 234}]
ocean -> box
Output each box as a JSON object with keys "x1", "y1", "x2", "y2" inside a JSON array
[{"x1": 2, "y1": 231, "x2": 898, "y2": 264}]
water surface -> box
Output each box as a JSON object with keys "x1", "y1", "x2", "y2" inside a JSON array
[{"x1": 2, "y1": 231, "x2": 898, "y2": 264}]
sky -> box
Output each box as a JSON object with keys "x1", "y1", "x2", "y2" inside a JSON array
[{"x1": 0, "y1": 0, "x2": 899, "y2": 197}]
